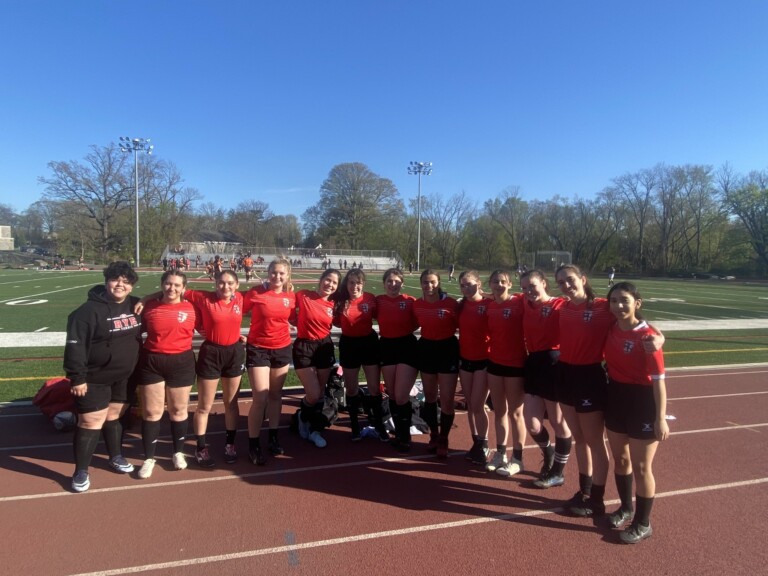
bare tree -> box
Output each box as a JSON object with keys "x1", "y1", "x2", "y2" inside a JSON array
[
  {"x1": 421, "y1": 190, "x2": 476, "y2": 267},
  {"x1": 483, "y1": 186, "x2": 528, "y2": 266},
  {"x1": 717, "y1": 165, "x2": 768, "y2": 271}
]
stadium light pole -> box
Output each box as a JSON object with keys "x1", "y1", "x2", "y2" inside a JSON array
[
  {"x1": 119, "y1": 137, "x2": 153, "y2": 268},
  {"x1": 407, "y1": 161, "x2": 432, "y2": 271}
]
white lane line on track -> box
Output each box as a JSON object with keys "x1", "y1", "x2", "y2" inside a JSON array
[
  {"x1": 64, "y1": 477, "x2": 768, "y2": 576},
  {"x1": 2, "y1": 421, "x2": 767, "y2": 504}
]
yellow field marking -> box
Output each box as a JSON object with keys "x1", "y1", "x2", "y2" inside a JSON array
[{"x1": 665, "y1": 347, "x2": 768, "y2": 355}]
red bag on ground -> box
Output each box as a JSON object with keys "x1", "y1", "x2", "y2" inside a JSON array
[{"x1": 33, "y1": 377, "x2": 78, "y2": 430}]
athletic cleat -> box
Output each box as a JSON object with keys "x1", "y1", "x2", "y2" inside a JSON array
[
  {"x1": 308, "y1": 431, "x2": 327, "y2": 448},
  {"x1": 608, "y1": 508, "x2": 634, "y2": 529},
  {"x1": 172, "y1": 452, "x2": 187, "y2": 471},
  {"x1": 620, "y1": 522, "x2": 652, "y2": 544},
  {"x1": 436, "y1": 437, "x2": 449, "y2": 459},
  {"x1": 539, "y1": 451, "x2": 555, "y2": 478},
  {"x1": 108, "y1": 455, "x2": 135, "y2": 474},
  {"x1": 138, "y1": 458, "x2": 156, "y2": 479},
  {"x1": 195, "y1": 447, "x2": 215, "y2": 468},
  {"x1": 495, "y1": 458, "x2": 523, "y2": 477},
  {"x1": 224, "y1": 443, "x2": 238, "y2": 463},
  {"x1": 533, "y1": 471, "x2": 565, "y2": 489},
  {"x1": 268, "y1": 437, "x2": 284, "y2": 456},
  {"x1": 72, "y1": 470, "x2": 90, "y2": 493},
  {"x1": 249, "y1": 446, "x2": 267, "y2": 466},
  {"x1": 569, "y1": 493, "x2": 605, "y2": 517},
  {"x1": 426, "y1": 433, "x2": 439, "y2": 454},
  {"x1": 298, "y1": 418, "x2": 310, "y2": 440},
  {"x1": 485, "y1": 451, "x2": 507, "y2": 472}
]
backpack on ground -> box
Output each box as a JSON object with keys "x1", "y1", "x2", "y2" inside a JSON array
[{"x1": 32, "y1": 377, "x2": 78, "y2": 431}]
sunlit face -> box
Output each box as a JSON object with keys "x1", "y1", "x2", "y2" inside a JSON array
[
  {"x1": 162, "y1": 274, "x2": 186, "y2": 303},
  {"x1": 459, "y1": 276, "x2": 481, "y2": 300},
  {"x1": 609, "y1": 289, "x2": 641, "y2": 323},
  {"x1": 489, "y1": 273, "x2": 511, "y2": 299},
  {"x1": 384, "y1": 273, "x2": 403, "y2": 297},
  {"x1": 421, "y1": 274, "x2": 440, "y2": 298},
  {"x1": 318, "y1": 273, "x2": 339, "y2": 298},
  {"x1": 347, "y1": 276, "x2": 364, "y2": 299},
  {"x1": 216, "y1": 273, "x2": 239, "y2": 300},
  {"x1": 268, "y1": 264, "x2": 288, "y2": 291},
  {"x1": 105, "y1": 276, "x2": 134, "y2": 304},
  {"x1": 556, "y1": 269, "x2": 586, "y2": 300},
  {"x1": 521, "y1": 276, "x2": 548, "y2": 304}
]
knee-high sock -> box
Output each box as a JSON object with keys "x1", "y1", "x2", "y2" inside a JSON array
[
  {"x1": 73, "y1": 427, "x2": 101, "y2": 471},
  {"x1": 142, "y1": 420, "x2": 161, "y2": 460},
  {"x1": 102, "y1": 418, "x2": 124, "y2": 459}
]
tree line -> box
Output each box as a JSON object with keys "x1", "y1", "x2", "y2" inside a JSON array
[{"x1": 2, "y1": 143, "x2": 766, "y2": 276}]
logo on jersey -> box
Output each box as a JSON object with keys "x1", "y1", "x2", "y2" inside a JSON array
[
  {"x1": 541, "y1": 306, "x2": 552, "y2": 318},
  {"x1": 111, "y1": 314, "x2": 139, "y2": 332},
  {"x1": 641, "y1": 422, "x2": 654, "y2": 433},
  {"x1": 361, "y1": 304, "x2": 369, "y2": 314},
  {"x1": 178, "y1": 312, "x2": 188, "y2": 323},
  {"x1": 623, "y1": 340, "x2": 635, "y2": 353},
  {"x1": 233, "y1": 305, "x2": 241, "y2": 315},
  {"x1": 326, "y1": 308, "x2": 333, "y2": 318},
  {"x1": 582, "y1": 310, "x2": 593, "y2": 322},
  {"x1": 283, "y1": 298, "x2": 290, "y2": 308},
  {"x1": 438, "y1": 309, "x2": 446, "y2": 319},
  {"x1": 477, "y1": 305, "x2": 486, "y2": 314},
  {"x1": 399, "y1": 302, "x2": 407, "y2": 311},
  {"x1": 581, "y1": 398, "x2": 593, "y2": 408},
  {"x1": 503, "y1": 309, "x2": 511, "y2": 319}
]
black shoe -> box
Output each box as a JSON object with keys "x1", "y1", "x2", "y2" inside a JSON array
[
  {"x1": 351, "y1": 429, "x2": 362, "y2": 442},
  {"x1": 608, "y1": 508, "x2": 633, "y2": 529},
  {"x1": 620, "y1": 522, "x2": 652, "y2": 544},
  {"x1": 569, "y1": 493, "x2": 605, "y2": 517},
  {"x1": 376, "y1": 426, "x2": 390, "y2": 442},
  {"x1": 533, "y1": 470, "x2": 565, "y2": 489},
  {"x1": 268, "y1": 436, "x2": 284, "y2": 456},
  {"x1": 390, "y1": 438, "x2": 411, "y2": 453},
  {"x1": 249, "y1": 446, "x2": 267, "y2": 466},
  {"x1": 540, "y1": 451, "x2": 555, "y2": 478}
]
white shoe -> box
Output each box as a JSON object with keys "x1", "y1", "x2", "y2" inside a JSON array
[
  {"x1": 308, "y1": 431, "x2": 327, "y2": 448},
  {"x1": 138, "y1": 459, "x2": 156, "y2": 479},
  {"x1": 495, "y1": 458, "x2": 523, "y2": 477},
  {"x1": 485, "y1": 450, "x2": 507, "y2": 472},
  {"x1": 172, "y1": 452, "x2": 187, "y2": 470}
]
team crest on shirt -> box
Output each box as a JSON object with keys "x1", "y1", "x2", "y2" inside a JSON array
[
  {"x1": 283, "y1": 298, "x2": 290, "y2": 307},
  {"x1": 541, "y1": 306, "x2": 552, "y2": 318},
  {"x1": 503, "y1": 309, "x2": 511, "y2": 319},
  {"x1": 438, "y1": 309, "x2": 446, "y2": 319},
  {"x1": 233, "y1": 305, "x2": 241, "y2": 315},
  {"x1": 623, "y1": 340, "x2": 635, "y2": 353},
  {"x1": 326, "y1": 308, "x2": 333, "y2": 318},
  {"x1": 477, "y1": 305, "x2": 486, "y2": 314},
  {"x1": 582, "y1": 310, "x2": 593, "y2": 322},
  {"x1": 399, "y1": 302, "x2": 407, "y2": 311},
  {"x1": 361, "y1": 304, "x2": 369, "y2": 314},
  {"x1": 178, "y1": 312, "x2": 188, "y2": 323}
]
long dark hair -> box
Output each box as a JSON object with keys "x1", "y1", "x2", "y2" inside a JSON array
[
  {"x1": 334, "y1": 268, "x2": 366, "y2": 316},
  {"x1": 420, "y1": 268, "x2": 447, "y2": 299},
  {"x1": 555, "y1": 263, "x2": 595, "y2": 302},
  {"x1": 608, "y1": 281, "x2": 644, "y2": 320}
]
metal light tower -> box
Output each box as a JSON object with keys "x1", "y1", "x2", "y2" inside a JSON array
[
  {"x1": 407, "y1": 161, "x2": 432, "y2": 271},
  {"x1": 119, "y1": 137, "x2": 153, "y2": 268}
]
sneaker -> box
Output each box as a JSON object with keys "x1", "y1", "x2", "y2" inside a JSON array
[
  {"x1": 224, "y1": 443, "x2": 238, "y2": 464},
  {"x1": 298, "y1": 417, "x2": 310, "y2": 440},
  {"x1": 426, "y1": 433, "x2": 439, "y2": 454},
  {"x1": 569, "y1": 493, "x2": 606, "y2": 517},
  {"x1": 268, "y1": 437, "x2": 284, "y2": 456},
  {"x1": 72, "y1": 470, "x2": 90, "y2": 493},
  {"x1": 308, "y1": 431, "x2": 327, "y2": 448},
  {"x1": 485, "y1": 450, "x2": 507, "y2": 472},
  {"x1": 436, "y1": 437, "x2": 449, "y2": 459},
  {"x1": 108, "y1": 455, "x2": 135, "y2": 474},
  {"x1": 608, "y1": 508, "x2": 634, "y2": 529},
  {"x1": 495, "y1": 457, "x2": 523, "y2": 477},
  {"x1": 469, "y1": 443, "x2": 489, "y2": 465},
  {"x1": 620, "y1": 522, "x2": 652, "y2": 544},
  {"x1": 172, "y1": 452, "x2": 187, "y2": 471},
  {"x1": 249, "y1": 445, "x2": 267, "y2": 465},
  {"x1": 138, "y1": 458, "x2": 156, "y2": 479},
  {"x1": 195, "y1": 447, "x2": 215, "y2": 468},
  {"x1": 533, "y1": 471, "x2": 565, "y2": 489}
]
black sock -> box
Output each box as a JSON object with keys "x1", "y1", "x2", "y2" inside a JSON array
[
  {"x1": 196, "y1": 434, "x2": 207, "y2": 449},
  {"x1": 531, "y1": 427, "x2": 550, "y2": 448},
  {"x1": 73, "y1": 427, "x2": 101, "y2": 471},
  {"x1": 101, "y1": 418, "x2": 123, "y2": 459},
  {"x1": 496, "y1": 444, "x2": 507, "y2": 453},
  {"x1": 615, "y1": 473, "x2": 634, "y2": 512},
  {"x1": 634, "y1": 495, "x2": 654, "y2": 526},
  {"x1": 300, "y1": 399, "x2": 312, "y2": 422},
  {"x1": 551, "y1": 436, "x2": 572, "y2": 476},
  {"x1": 579, "y1": 473, "x2": 593, "y2": 496},
  {"x1": 268, "y1": 429, "x2": 278, "y2": 442},
  {"x1": 422, "y1": 401, "x2": 439, "y2": 435},
  {"x1": 170, "y1": 419, "x2": 188, "y2": 453},
  {"x1": 590, "y1": 483, "x2": 606, "y2": 504},
  {"x1": 440, "y1": 412, "x2": 455, "y2": 438},
  {"x1": 249, "y1": 436, "x2": 261, "y2": 451},
  {"x1": 512, "y1": 447, "x2": 523, "y2": 462},
  {"x1": 226, "y1": 429, "x2": 236, "y2": 444},
  {"x1": 142, "y1": 420, "x2": 161, "y2": 460}
]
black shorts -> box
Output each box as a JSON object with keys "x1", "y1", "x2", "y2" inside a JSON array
[
  {"x1": 292, "y1": 336, "x2": 336, "y2": 370},
  {"x1": 246, "y1": 343, "x2": 292, "y2": 369},
  {"x1": 73, "y1": 379, "x2": 131, "y2": 414},
  {"x1": 196, "y1": 341, "x2": 245, "y2": 379},
  {"x1": 136, "y1": 349, "x2": 197, "y2": 388},
  {"x1": 556, "y1": 362, "x2": 607, "y2": 413},
  {"x1": 605, "y1": 380, "x2": 659, "y2": 440},
  {"x1": 487, "y1": 361, "x2": 525, "y2": 378},
  {"x1": 524, "y1": 350, "x2": 560, "y2": 401},
  {"x1": 418, "y1": 336, "x2": 459, "y2": 375},
  {"x1": 459, "y1": 358, "x2": 489, "y2": 373},
  {"x1": 379, "y1": 334, "x2": 418, "y2": 368},
  {"x1": 339, "y1": 331, "x2": 380, "y2": 369}
]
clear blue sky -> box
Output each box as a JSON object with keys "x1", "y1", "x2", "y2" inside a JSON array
[{"x1": 1, "y1": 1, "x2": 766, "y2": 221}]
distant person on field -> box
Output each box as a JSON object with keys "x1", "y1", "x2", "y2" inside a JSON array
[{"x1": 608, "y1": 266, "x2": 616, "y2": 287}]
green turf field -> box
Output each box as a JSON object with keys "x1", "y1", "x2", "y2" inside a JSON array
[{"x1": 1, "y1": 268, "x2": 766, "y2": 403}]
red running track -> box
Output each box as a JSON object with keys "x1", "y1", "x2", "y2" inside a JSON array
[{"x1": 1, "y1": 366, "x2": 767, "y2": 576}]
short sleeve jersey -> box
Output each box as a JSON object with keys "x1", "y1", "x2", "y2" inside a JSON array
[
  {"x1": 413, "y1": 296, "x2": 459, "y2": 341},
  {"x1": 375, "y1": 294, "x2": 418, "y2": 338},
  {"x1": 294, "y1": 289, "x2": 335, "y2": 340},
  {"x1": 141, "y1": 299, "x2": 196, "y2": 354},
  {"x1": 486, "y1": 294, "x2": 527, "y2": 367},
  {"x1": 604, "y1": 321, "x2": 665, "y2": 386},
  {"x1": 184, "y1": 289, "x2": 244, "y2": 346},
  {"x1": 242, "y1": 285, "x2": 296, "y2": 349},
  {"x1": 558, "y1": 298, "x2": 614, "y2": 365},
  {"x1": 337, "y1": 292, "x2": 377, "y2": 337},
  {"x1": 457, "y1": 297, "x2": 491, "y2": 361},
  {"x1": 523, "y1": 296, "x2": 565, "y2": 353}
]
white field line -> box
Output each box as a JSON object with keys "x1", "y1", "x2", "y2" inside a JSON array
[{"x1": 0, "y1": 283, "x2": 95, "y2": 304}]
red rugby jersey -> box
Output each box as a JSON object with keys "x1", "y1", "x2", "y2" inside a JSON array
[
  {"x1": 184, "y1": 289, "x2": 244, "y2": 346},
  {"x1": 604, "y1": 321, "x2": 665, "y2": 386},
  {"x1": 413, "y1": 296, "x2": 459, "y2": 341},
  {"x1": 375, "y1": 294, "x2": 418, "y2": 338},
  {"x1": 558, "y1": 298, "x2": 614, "y2": 365},
  {"x1": 523, "y1": 296, "x2": 565, "y2": 353},
  {"x1": 141, "y1": 298, "x2": 196, "y2": 354},
  {"x1": 294, "y1": 289, "x2": 335, "y2": 340},
  {"x1": 336, "y1": 292, "x2": 377, "y2": 337},
  {"x1": 242, "y1": 285, "x2": 296, "y2": 349},
  {"x1": 486, "y1": 294, "x2": 527, "y2": 367},
  {"x1": 457, "y1": 297, "x2": 490, "y2": 361}
]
